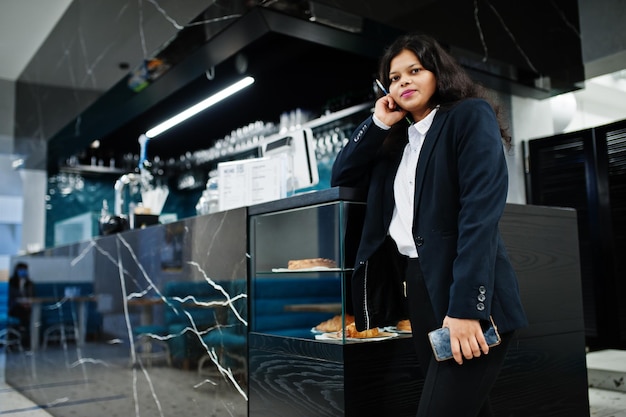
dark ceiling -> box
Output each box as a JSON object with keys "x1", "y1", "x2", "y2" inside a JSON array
[
  {"x1": 47, "y1": 5, "x2": 396, "y2": 172},
  {"x1": 119, "y1": 34, "x2": 380, "y2": 160},
  {"x1": 46, "y1": 0, "x2": 584, "y2": 174},
  {"x1": 322, "y1": 0, "x2": 584, "y2": 90}
]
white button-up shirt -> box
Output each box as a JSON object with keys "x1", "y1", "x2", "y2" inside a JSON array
[{"x1": 380, "y1": 108, "x2": 437, "y2": 258}]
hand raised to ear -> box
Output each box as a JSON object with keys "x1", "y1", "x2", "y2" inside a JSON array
[{"x1": 374, "y1": 95, "x2": 407, "y2": 127}]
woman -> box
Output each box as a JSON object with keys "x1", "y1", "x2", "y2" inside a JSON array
[
  {"x1": 331, "y1": 33, "x2": 528, "y2": 416},
  {"x1": 8, "y1": 262, "x2": 34, "y2": 342}
]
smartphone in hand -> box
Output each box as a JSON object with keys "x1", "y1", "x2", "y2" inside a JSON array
[{"x1": 428, "y1": 318, "x2": 501, "y2": 362}]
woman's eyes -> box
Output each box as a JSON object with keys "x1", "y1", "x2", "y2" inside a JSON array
[{"x1": 389, "y1": 68, "x2": 422, "y2": 83}]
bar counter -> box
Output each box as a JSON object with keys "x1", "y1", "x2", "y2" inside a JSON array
[{"x1": 6, "y1": 188, "x2": 590, "y2": 416}]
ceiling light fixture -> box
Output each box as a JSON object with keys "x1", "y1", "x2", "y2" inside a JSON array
[{"x1": 145, "y1": 76, "x2": 255, "y2": 138}]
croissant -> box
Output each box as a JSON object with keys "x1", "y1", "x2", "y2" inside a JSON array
[
  {"x1": 396, "y1": 319, "x2": 412, "y2": 332},
  {"x1": 315, "y1": 314, "x2": 355, "y2": 332},
  {"x1": 341, "y1": 322, "x2": 380, "y2": 339}
]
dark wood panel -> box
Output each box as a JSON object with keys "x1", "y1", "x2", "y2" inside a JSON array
[
  {"x1": 500, "y1": 204, "x2": 585, "y2": 337},
  {"x1": 249, "y1": 349, "x2": 345, "y2": 417},
  {"x1": 492, "y1": 332, "x2": 589, "y2": 416},
  {"x1": 250, "y1": 331, "x2": 589, "y2": 417},
  {"x1": 344, "y1": 337, "x2": 421, "y2": 416},
  {"x1": 249, "y1": 335, "x2": 421, "y2": 417}
]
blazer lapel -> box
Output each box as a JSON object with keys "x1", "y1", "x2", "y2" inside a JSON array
[
  {"x1": 383, "y1": 149, "x2": 404, "y2": 223},
  {"x1": 413, "y1": 111, "x2": 448, "y2": 209}
]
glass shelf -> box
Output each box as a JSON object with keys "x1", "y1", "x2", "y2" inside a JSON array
[{"x1": 249, "y1": 196, "x2": 365, "y2": 344}]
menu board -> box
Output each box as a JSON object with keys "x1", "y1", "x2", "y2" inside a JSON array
[{"x1": 217, "y1": 156, "x2": 286, "y2": 211}]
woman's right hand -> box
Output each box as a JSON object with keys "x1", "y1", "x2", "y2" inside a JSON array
[{"x1": 374, "y1": 95, "x2": 408, "y2": 127}]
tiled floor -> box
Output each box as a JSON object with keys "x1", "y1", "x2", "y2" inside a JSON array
[
  {"x1": 2, "y1": 350, "x2": 626, "y2": 416},
  {"x1": 589, "y1": 388, "x2": 626, "y2": 417},
  {"x1": 587, "y1": 349, "x2": 626, "y2": 416},
  {"x1": 2, "y1": 383, "x2": 623, "y2": 416},
  {"x1": 0, "y1": 382, "x2": 54, "y2": 416}
]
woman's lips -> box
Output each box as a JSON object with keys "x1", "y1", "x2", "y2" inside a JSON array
[{"x1": 401, "y1": 90, "x2": 415, "y2": 98}]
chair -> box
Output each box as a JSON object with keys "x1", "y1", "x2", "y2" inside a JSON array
[
  {"x1": 0, "y1": 281, "x2": 23, "y2": 352},
  {"x1": 36, "y1": 284, "x2": 79, "y2": 348},
  {"x1": 132, "y1": 326, "x2": 172, "y2": 367},
  {"x1": 35, "y1": 282, "x2": 102, "y2": 344},
  {"x1": 39, "y1": 300, "x2": 78, "y2": 349},
  {"x1": 161, "y1": 281, "x2": 224, "y2": 368},
  {"x1": 42, "y1": 323, "x2": 77, "y2": 348},
  {"x1": 0, "y1": 316, "x2": 23, "y2": 352},
  {"x1": 198, "y1": 327, "x2": 246, "y2": 380},
  {"x1": 197, "y1": 280, "x2": 247, "y2": 381}
]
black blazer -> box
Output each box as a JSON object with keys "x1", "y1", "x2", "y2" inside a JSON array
[{"x1": 332, "y1": 98, "x2": 528, "y2": 333}]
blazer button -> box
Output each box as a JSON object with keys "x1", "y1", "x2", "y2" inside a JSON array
[
  {"x1": 477, "y1": 294, "x2": 486, "y2": 302},
  {"x1": 478, "y1": 285, "x2": 486, "y2": 294},
  {"x1": 415, "y1": 237, "x2": 424, "y2": 247},
  {"x1": 476, "y1": 303, "x2": 485, "y2": 311}
]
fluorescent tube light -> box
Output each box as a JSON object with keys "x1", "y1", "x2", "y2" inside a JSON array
[{"x1": 145, "y1": 76, "x2": 255, "y2": 138}]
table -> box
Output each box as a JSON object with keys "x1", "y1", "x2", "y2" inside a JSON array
[
  {"x1": 127, "y1": 297, "x2": 164, "y2": 326},
  {"x1": 128, "y1": 297, "x2": 230, "y2": 326},
  {"x1": 20, "y1": 296, "x2": 97, "y2": 351},
  {"x1": 283, "y1": 303, "x2": 342, "y2": 313}
]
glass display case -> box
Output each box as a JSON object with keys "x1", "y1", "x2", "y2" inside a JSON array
[
  {"x1": 247, "y1": 188, "x2": 421, "y2": 417},
  {"x1": 248, "y1": 189, "x2": 365, "y2": 344}
]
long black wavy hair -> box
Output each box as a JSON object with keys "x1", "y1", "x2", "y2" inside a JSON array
[{"x1": 378, "y1": 33, "x2": 511, "y2": 149}]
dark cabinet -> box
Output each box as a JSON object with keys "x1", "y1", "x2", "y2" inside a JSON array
[{"x1": 526, "y1": 118, "x2": 626, "y2": 349}]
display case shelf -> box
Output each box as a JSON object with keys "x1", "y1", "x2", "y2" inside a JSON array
[{"x1": 258, "y1": 268, "x2": 351, "y2": 274}]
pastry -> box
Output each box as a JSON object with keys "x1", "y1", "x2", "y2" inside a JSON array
[
  {"x1": 315, "y1": 314, "x2": 355, "y2": 332},
  {"x1": 287, "y1": 258, "x2": 337, "y2": 270},
  {"x1": 340, "y1": 322, "x2": 380, "y2": 339},
  {"x1": 396, "y1": 319, "x2": 412, "y2": 332}
]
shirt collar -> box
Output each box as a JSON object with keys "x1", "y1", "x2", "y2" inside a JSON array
[{"x1": 408, "y1": 107, "x2": 438, "y2": 147}]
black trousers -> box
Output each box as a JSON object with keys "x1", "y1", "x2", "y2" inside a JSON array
[{"x1": 405, "y1": 257, "x2": 513, "y2": 417}]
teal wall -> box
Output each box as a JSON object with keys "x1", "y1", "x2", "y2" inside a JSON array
[{"x1": 45, "y1": 176, "x2": 201, "y2": 248}]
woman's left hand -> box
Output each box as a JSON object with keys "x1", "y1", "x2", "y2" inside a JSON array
[{"x1": 442, "y1": 316, "x2": 490, "y2": 365}]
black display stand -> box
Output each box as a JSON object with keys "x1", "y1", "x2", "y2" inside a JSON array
[{"x1": 248, "y1": 333, "x2": 420, "y2": 416}]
